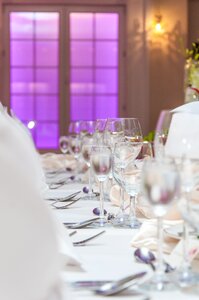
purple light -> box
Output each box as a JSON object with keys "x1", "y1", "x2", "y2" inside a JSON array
[
  {"x1": 10, "y1": 12, "x2": 59, "y2": 149},
  {"x1": 69, "y1": 12, "x2": 119, "y2": 121}
]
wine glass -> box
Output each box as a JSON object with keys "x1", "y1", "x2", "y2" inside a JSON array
[
  {"x1": 104, "y1": 118, "x2": 124, "y2": 150},
  {"x1": 122, "y1": 118, "x2": 143, "y2": 143},
  {"x1": 93, "y1": 119, "x2": 107, "y2": 145},
  {"x1": 141, "y1": 158, "x2": 180, "y2": 291},
  {"x1": 91, "y1": 145, "x2": 112, "y2": 227},
  {"x1": 59, "y1": 136, "x2": 69, "y2": 155},
  {"x1": 174, "y1": 158, "x2": 199, "y2": 287},
  {"x1": 80, "y1": 120, "x2": 96, "y2": 138},
  {"x1": 68, "y1": 120, "x2": 81, "y2": 136},
  {"x1": 154, "y1": 110, "x2": 173, "y2": 159}
]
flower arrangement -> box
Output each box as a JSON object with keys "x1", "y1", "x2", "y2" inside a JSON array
[{"x1": 184, "y1": 41, "x2": 199, "y2": 102}]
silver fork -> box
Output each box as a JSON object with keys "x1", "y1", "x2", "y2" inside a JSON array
[{"x1": 73, "y1": 230, "x2": 106, "y2": 246}]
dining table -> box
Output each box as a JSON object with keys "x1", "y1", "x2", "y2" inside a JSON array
[{"x1": 44, "y1": 169, "x2": 199, "y2": 300}]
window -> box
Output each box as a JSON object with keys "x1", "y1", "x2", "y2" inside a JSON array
[{"x1": 4, "y1": 6, "x2": 125, "y2": 150}]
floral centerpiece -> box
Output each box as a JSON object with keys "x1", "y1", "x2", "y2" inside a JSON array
[{"x1": 184, "y1": 41, "x2": 199, "y2": 103}]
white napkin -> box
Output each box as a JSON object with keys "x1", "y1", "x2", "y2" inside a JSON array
[
  {"x1": 41, "y1": 152, "x2": 77, "y2": 172},
  {"x1": 0, "y1": 107, "x2": 65, "y2": 300},
  {"x1": 131, "y1": 220, "x2": 182, "y2": 254},
  {"x1": 110, "y1": 184, "x2": 182, "y2": 220}
]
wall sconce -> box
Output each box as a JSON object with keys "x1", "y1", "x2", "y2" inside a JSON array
[{"x1": 154, "y1": 14, "x2": 164, "y2": 34}]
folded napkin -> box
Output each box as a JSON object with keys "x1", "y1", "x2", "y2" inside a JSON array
[
  {"x1": 110, "y1": 184, "x2": 182, "y2": 220},
  {"x1": 0, "y1": 105, "x2": 65, "y2": 300},
  {"x1": 41, "y1": 153, "x2": 77, "y2": 172},
  {"x1": 131, "y1": 219, "x2": 182, "y2": 254}
]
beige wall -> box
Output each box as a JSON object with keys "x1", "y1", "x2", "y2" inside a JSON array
[{"x1": 0, "y1": 0, "x2": 189, "y2": 135}]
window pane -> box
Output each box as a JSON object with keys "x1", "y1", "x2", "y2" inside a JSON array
[
  {"x1": 95, "y1": 69, "x2": 118, "y2": 94},
  {"x1": 70, "y1": 68, "x2": 93, "y2": 94},
  {"x1": 95, "y1": 96, "x2": 118, "y2": 118},
  {"x1": 36, "y1": 96, "x2": 58, "y2": 121},
  {"x1": 71, "y1": 41, "x2": 93, "y2": 66},
  {"x1": 10, "y1": 12, "x2": 34, "y2": 39},
  {"x1": 11, "y1": 95, "x2": 34, "y2": 120},
  {"x1": 96, "y1": 41, "x2": 118, "y2": 67},
  {"x1": 95, "y1": 13, "x2": 118, "y2": 39},
  {"x1": 36, "y1": 123, "x2": 58, "y2": 148},
  {"x1": 11, "y1": 41, "x2": 33, "y2": 67},
  {"x1": 11, "y1": 68, "x2": 33, "y2": 94},
  {"x1": 36, "y1": 41, "x2": 58, "y2": 66},
  {"x1": 35, "y1": 68, "x2": 58, "y2": 94},
  {"x1": 70, "y1": 96, "x2": 93, "y2": 120},
  {"x1": 35, "y1": 13, "x2": 59, "y2": 39},
  {"x1": 70, "y1": 13, "x2": 93, "y2": 39}
]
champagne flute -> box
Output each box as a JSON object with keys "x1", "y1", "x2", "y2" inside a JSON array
[
  {"x1": 91, "y1": 145, "x2": 112, "y2": 227},
  {"x1": 70, "y1": 135, "x2": 82, "y2": 180},
  {"x1": 81, "y1": 136, "x2": 96, "y2": 200},
  {"x1": 141, "y1": 158, "x2": 180, "y2": 291}
]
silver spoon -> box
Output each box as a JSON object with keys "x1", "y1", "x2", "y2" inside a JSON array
[
  {"x1": 63, "y1": 217, "x2": 100, "y2": 229},
  {"x1": 94, "y1": 271, "x2": 147, "y2": 296},
  {"x1": 134, "y1": 247, "x2": 175, "y2": 273}
]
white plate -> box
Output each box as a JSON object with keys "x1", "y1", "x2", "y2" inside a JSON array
[{"x1": 164, "y1": 224, "x2": 196, "y2": 240}]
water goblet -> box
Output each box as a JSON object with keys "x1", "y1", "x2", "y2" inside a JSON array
[
  {"x1": 91, "y1": 145, "x2": 112, "y2": 227},
  {"x1": 123, "y1": 141, "x2": 153, "y2": 228},
  {"x1": 141, "y1": 158, "x2": 180, "y2": 291},
  {"x1": 112, "y1": 140, "x2": 142, "y2": 227}
]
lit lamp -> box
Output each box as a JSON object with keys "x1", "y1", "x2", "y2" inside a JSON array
[{"x1": 154, "y1": 14, "x2": 164, "y2": 34}]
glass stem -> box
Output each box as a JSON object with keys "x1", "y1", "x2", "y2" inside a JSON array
[
  {"x1": 156, "y1": 217, "x2": 164, "y2": 280},
  {"x1": 88, "y1": 165, "x2": 92, "y2": 200},
  {"x1": 182, "y1": 191, "x2": 191, "y2": 272},
  {"x1": 182, "y1": 221, "x2": 190, "y2": 272},
  {"x1": 129, "y1": 195, "x2": 136, "y2": 220},
  {"x1": 99, "y1": 180, "x2": 105, "y2": 226},
  {"x1": 119, "y1": 167, "x2": 125, "y2": 216},
  {"x1": 120, "y1": 188, "x2": 125, "y2": 215}
]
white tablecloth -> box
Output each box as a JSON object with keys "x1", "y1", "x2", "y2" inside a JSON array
[{"x1": 45, "y1": 179, "x2": 199, "y2": 300}]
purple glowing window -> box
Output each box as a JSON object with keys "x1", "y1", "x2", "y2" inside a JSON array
[
  {"x1": 70, "y1": 12, "x2": 119, "y2": 121},
  {"x1": 10, "y1": 12, "x2": 59, "y2": 149}
]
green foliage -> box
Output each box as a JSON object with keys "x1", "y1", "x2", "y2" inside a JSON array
[{"x1": 143, "y1": 130, "x2": 155, "y2": 142}]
